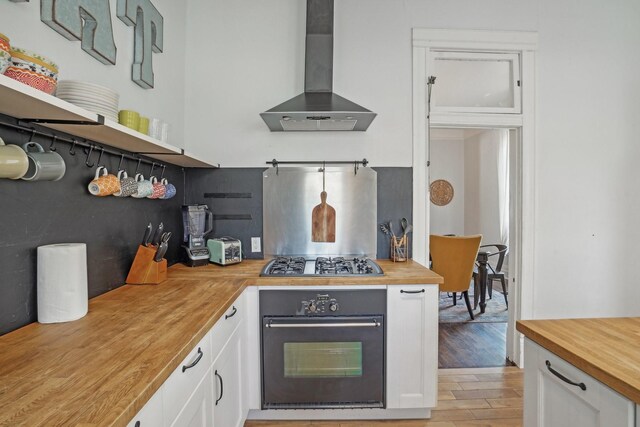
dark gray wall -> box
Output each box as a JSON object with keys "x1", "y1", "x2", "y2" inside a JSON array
[
  {"x1": 185, "y1": 167, "x2": 412, "y2": 260},
  {"x1": 0, "y1": 114, "x2": 184, "y2": 336}
]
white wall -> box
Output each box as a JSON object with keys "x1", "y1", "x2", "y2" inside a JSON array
[
  {"x1": 430, "y1": 130, "x2": 465, "y2": 235},
  {"x1": 533, "y1": 0, "x2": 640, "y2": 318},
  {"x1": 464, "y1": 129, "x2": 503, "y2": 245},
  {"x1": 0, "y1": 1, "x2": 187, "y2": 148},
  {"x1": 183, "y1": 0, "x2": 537, "y2": 167}
]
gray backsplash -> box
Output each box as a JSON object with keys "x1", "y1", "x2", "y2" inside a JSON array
[
  {"x1": 0, "y1": 114, "x2": 184, "y2": 336},
  {"x1": 185, "y1": 167, "x2": 412, "y2": 260}
]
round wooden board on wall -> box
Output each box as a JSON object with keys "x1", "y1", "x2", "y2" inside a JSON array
[{"x1": 430, "y1": 179, "x2": 454, "y2": 206}]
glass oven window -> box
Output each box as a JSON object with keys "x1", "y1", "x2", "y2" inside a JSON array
[{"x1": 283, "y1": 342, "x2": 363, "y2": 378}]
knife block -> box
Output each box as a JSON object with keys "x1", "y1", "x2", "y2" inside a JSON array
[{"x1": 126, "y1": 245, "x2": 167, "y2": 285}]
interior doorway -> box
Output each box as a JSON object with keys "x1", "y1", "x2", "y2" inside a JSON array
[{"x1": 431, "y1": 128, "x2": 515, "y2": 368}]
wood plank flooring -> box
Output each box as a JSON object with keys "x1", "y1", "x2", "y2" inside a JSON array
[
  {"x1": 439, "y1": 323, "x2": 508, "y2": 369},
  {"x1": 244, "y1": 367, "x2": 523, "y2": 427}
]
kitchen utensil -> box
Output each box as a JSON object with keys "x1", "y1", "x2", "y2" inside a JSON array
[
  {"x1": 154, "y1": 241, "x2": 168, "y2": 262},
  {"x1": 403, "y1": 224, "x2": 413, "y2": 236},
  {"x1": 387, "y1": 221, "x2": 395, "y2": 237},
  {"x1": 151, "y1": 222, "x2": 164, "y2": 246},
  {"x1": 401, "y1": 218, "x2": 408, "y2": 234},
  {"x1": 160, "y1": 178, "x2": 176, "y2": 199},
  {"x1": 142, "y1": 223, "x2": 153, "y2": 246},
  {"x1": 87, "y1": 166, "x2": 120, "y2": 196},
  {"x1": 5, "y1": 47, "x2": 58, "y2": 94},
  {"x1": 379, "y1": 223, "x2": 391, "y2": 236},
  {"x1": 113, "y1": 170, "x2": 138, "y2": 197},
  {"x1": 148, "y1": 176, "x2": 166, "y2": 199},
  {"x1": 131, "y1": 173, "x2": 153, "y2": 198},
  {"x1": 0, "y1": 137, "x2": 28, "y2": 179},
  {"x1": 161, "y1": 231, "x2": 172, "y2": 243},
  {"x1": 311, "y1": 165, "x2": 336, "y2": 242},
  {"x1": 21, "y1": 142, "x2": 66, "y2": 181}
]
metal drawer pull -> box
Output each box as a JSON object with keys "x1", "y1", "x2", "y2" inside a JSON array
[
  {"x1": 545, "y1": 360, "x2": 587, "y2": 390},
  {"x1": 400, "y1": 289, "x2": 425, "y2": 294},
  {"x1": 225, "y1": 305, "x2": 237, "y2": 319},
  {"x1": 134, "y1": 422, "x2": 140, "y2": 427},
  {"x1": 215, "y1": 370, "x2": 224, "y2": 405},
  {"x1": 266, "y1": 320, "x2": 380, "y2": 328},
  {"x1": 182, "y1": 347, "x2": 203, "y2": 373}
]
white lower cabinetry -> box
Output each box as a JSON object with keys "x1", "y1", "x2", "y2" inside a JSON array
[
  {"x1": 386, "y1": 284, "x2": 439, "y2": 409},
  {"x1": 171, "y1": 369, "x2": 214, "y2": 427},
  {"x1": 212, "y1": 326, "x2": 244, "y2": 427},
  {"x1": 126, "y1": 388, "x2": 163, "y2": 427},
  {"x1": 524, "y1": 339, "x2": 635, "y2": 427}
]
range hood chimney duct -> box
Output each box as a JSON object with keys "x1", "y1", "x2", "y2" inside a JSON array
[{"x1": 260, "y1": 0, "x2": 377, "y2": 132}]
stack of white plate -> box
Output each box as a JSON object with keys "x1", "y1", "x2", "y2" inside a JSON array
[{"x1": 55, "y1": 80, "x2": 119, "y2": 122}]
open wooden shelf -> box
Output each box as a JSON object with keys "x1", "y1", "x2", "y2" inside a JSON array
[{"x1": 0, "y1": 74, "x2": 217, "y2": 168}]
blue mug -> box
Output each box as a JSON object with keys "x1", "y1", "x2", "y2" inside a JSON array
[{"x1": 161, "y1": 178, "x2": 176, "y2": 199}]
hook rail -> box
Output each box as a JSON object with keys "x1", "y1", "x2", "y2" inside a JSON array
[{"x1": 0, "y1": 119, "x2": 165, "y2": 170}]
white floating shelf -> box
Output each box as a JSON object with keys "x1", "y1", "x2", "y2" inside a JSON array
[{"x1": 0, "y1": 74, "x2": 217, "y2": 168}]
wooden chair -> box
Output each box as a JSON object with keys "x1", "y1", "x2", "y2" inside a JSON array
[
  {"x1": 430, "y1": 234, "x2": 482, "y2": 320},
  {"x1": 473, "y1": 244, "x2": 508, "y2": 307}
]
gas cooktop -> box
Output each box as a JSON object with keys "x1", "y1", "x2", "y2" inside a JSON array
[{"x1": 260, "y1": 256, "x2": 384, "y2": 277}]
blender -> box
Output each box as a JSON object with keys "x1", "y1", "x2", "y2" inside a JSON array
[{"x1": 182, "y1": 204, "x2": 213, "y2": 267}]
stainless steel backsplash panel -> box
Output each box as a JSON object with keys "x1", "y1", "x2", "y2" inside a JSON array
[{"x1": 263, "y1": 167, "x2": 377, "y2": 258}]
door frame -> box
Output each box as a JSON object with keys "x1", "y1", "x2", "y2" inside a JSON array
[{"x1": 412, "y1": 29, "x2": 538, "y2": 366}]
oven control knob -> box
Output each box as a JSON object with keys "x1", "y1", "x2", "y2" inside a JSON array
[
  {"x1": 329, "y1": 302, "x2": 339, "y2": 312},
  {"x1": 308, "y1": 301, "x2": 317, "y2": 313}
]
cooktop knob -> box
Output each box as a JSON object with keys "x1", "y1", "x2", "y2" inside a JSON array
[
  {"x1": 329, "y1": 302, "x2": 339, "y2": 312},
  {"x1": 308, "y1": 301, "x2": 317, "y2": 313}
]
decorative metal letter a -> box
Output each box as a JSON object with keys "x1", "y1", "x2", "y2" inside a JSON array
[
  {"x1": 41, "y1": 0, "x2": 117, "y2": 65},
  {"x1": 117, "y1": 0, "x2": 164, "y2": 89}
]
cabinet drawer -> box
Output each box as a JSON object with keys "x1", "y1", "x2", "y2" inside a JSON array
[
  {"x1": 127, "y1": 388, "x2": 163, "y2": 427},
  {"x1": 524, "y1": 340, "x2": 635, "y2": 427},
  {"x1": 163, "y1": 332, "x2": 212, "y2": 426},
  {"x1": 211, "y1": 294, "x2": 244, "y2": 358}
]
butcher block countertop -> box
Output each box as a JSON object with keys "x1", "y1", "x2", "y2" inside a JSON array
[
  {"x1": 517, "y1": 318, "x2": 640, "y2": 404},
  {"x1": 0, "y1": 259, "x2": 441, "y2": 427}
]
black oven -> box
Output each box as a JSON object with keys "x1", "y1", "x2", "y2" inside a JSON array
[{"x1": 260, "y1": 289, "x2": 386, "y2": 409}]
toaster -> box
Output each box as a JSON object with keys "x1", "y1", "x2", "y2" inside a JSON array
[{"x1": 207, "y1": 237, "x2": 242, "y2": 265}]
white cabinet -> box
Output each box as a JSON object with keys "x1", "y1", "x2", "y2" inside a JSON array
[
  {"x1": 170, "y1": 369, "x2": 214, "y2": 427},
  {"x1": 127, "y1": 388, "x2": 163, "y2": 427},
  {"x1": 212, "y1": 326, "x2": 244, "y2": 427},
  {"x1": 524, "y1": 339, "x2": 635, "y2": 427},
  {"x1": 163, "y1": 333, "x2": 213, "y2": 426},
  {"x1": 386, "y1": 284, "x2": 439, "y2": 409}
]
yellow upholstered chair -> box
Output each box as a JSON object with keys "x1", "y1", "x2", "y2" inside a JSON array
[{"x1": 430, "y1": 234, "x2": 482, "y2": 320}]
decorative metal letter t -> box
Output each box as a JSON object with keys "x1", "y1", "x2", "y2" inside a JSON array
[{"x1": 117, "y1": 0, "x2": 164, "y2": 89}]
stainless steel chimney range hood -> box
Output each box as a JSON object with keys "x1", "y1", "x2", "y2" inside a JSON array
[{"x1": 260, "y1": 0, "x2": 376, "y2": 132}]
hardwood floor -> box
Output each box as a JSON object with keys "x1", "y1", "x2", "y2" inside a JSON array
[
  {"x1": 244, "y1": 367, "x2": 523, "y2": 427},
  {"x1": 439, "y1": 323, "x2": 508, "y2": 369}
]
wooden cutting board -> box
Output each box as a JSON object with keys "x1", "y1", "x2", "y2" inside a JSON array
[{"x1": 311, "y1": 191, "x2": 336, "y2": 242}]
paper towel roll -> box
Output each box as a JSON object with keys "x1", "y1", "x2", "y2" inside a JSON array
[{"x1": 37, "y1": 243, "x2": 88, "y2": 324}]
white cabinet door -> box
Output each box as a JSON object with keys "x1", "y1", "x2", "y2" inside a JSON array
[
  {"x1": 170, "y1": 369, "x2": 214, "y2": 427},
  {"x1": 163, "y1": 333, "x2": 213, "y2": 426},
  {"x1": 524, "y1": 339, "x2": 635, "y2": 427},
  {"x1": 127, "y1": 388, "x2": 163, "y2": 427},
  {"x1": 212, "y1": 326, "x2": 244, "y2": 427},
  {"x1": 386, "y1": 284, "x2": 439, "y2": 409}
]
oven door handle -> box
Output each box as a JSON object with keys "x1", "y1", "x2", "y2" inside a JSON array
[{"x1": 265, "y1": 319, "x2": 381, "y2": 328}]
